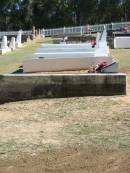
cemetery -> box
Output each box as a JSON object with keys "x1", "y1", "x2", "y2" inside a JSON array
[
  {"x1": 0, "y1": 22, "x2": 130, "y2": 173},
  {"x1": 0, "y1": 24, "x2": 128, "y2": 103}
]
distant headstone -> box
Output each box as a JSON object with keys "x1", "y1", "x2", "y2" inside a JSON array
[
  {"x1": 1, "y1": 36, "x2": 8, "y2": 49},
  {"x1": 9, "y1": 37, "x2": 16, "y2": 50},
  {"x1": 98, "y1": 26, "x2": 108, "y2": 48},
  {"x1": 16, "y1": 30, "x2": 22, "y2": 48},
  {"x1": 96, "y1": 32, "x2": 101, "y2": 48},
  {"x1": 0, "y1": 36, "x2": 11, "y2": 54},
  {"x1": 41, "y1": 28, "x2": 45, "y2": 38},
  {"x1": 101, "y1": 25, "x2": 107, "y2": 42},
  {"x1": 32, "y1": 26, "x2": 36, "y2": 38}
]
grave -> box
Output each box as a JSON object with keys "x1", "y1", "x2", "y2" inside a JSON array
[
  {"x1": 9, "y1": 37, "x2": 16, "y2": 51},
  {"x1": 16, "y1": 30, "x2": 22, "y2": 48},
  {"x1": 23, "y1": 29, "x2": 111, "y2": 73},
  {"x1": 0, "y1": 36, "x2": 11, "y2": 54}
]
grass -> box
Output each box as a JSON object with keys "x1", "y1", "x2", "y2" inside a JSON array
[
  {"x1": 110, "y1": 49, "x2": 130, "y2": 69},
  {"x1": 0, "y1": 37, "x2": 53, "y2": 74},
  {"x1": 0, "y1": 92, "x2": 130, "y2": 159}
]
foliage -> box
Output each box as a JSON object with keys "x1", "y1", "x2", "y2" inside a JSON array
[{"x1": 0, "y1": 0, "x2": 130, "y2": 30}]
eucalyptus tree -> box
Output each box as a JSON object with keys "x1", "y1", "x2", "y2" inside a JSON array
[
  {"x1": 97, "y1": 0, "x2": 123, "y2": 23},
  {"x1": 32, "y1": 0, "x2": 74, "y2": 28}
]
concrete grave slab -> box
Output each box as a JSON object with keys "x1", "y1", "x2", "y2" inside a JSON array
[{"x1": 0, "y1": 73, "x2": 126, "y2": 103}]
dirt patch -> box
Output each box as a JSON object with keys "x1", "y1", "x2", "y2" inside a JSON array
[
  {"x1": 0, "y1": 73, "x2": 129, "y2": 172},
  {"x1": 0, "y1": 149, "x2": 130, "y2": 173},
  {"x1": 0, "y1": 90, "x2": 130, "y2": 159}
]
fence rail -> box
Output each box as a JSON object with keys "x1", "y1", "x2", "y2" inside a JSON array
[
  {"x1": 0, "y1": 22, "x2": 129, "y2": 37},
  {"x1": 0, "y1": 30, "x2": 32, "y2": 37},
  {"x1": 43, "y1": 22, "x2": 129, "y2": 36}
]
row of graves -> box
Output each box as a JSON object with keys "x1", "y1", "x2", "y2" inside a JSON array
[
  {"x1": 23, "y1": 27, "x2": 118, "y2": 73},
  {"x1": 0, "y1": 27, "x2": 44, "y2": 55},
  {"x1": 0, "y1": 31, "x2": 22, "y2": 54},
  {"x1": 0, "y1": 27, "x2": 126, "y2": 103}
]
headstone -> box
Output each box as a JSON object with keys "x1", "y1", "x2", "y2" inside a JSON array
[
  {"x1": 98, "y1": 26, "x2": 108, "y2": 48},
  {"x1": 101, "y1": 25, "x2": 107, "y2": 42},
  {"x1": 0, "y1": 36, "x2": 11, "y2": 54},
  {"x1": 16, "y1": 30, "x2": 22, "y2": 48},
  {"x1": 41, "y1": 28, "x2": 45, "y2": 38},
  {"x1": 9, "y1": 37, "x2": 16, "y2": 50},
  {"x1": 32, "y1": 26, "x2": 36, "y2": 39},
  {"x1": 1, "y1": 36, "x2": 8, "y2": 49},
  {"x1": 96, "y1": 32, "x2": 101, "y2": 48}
]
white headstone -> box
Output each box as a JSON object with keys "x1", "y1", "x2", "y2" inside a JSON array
[
  {"x1": 1, "y1": 36, "x2": 8, "y2": 49},
  {"x1": 96, "y1": 32, "x2": 101, "y2": 48},
  {"x1": 0, "y1": 36, "x2": 11, "y2": 54},
  {"x1": 101, "y1": 26, "x2": 107, "y2": 42},
  {"x1": 98, "y1": 26, "x2": 108, "y2": 48},
  {"x1": 16, "y1": 30, "x2": 22, "y2": 47},
  {"x1": 9, "y1": 37, "x2": 16, "y2": 50},
  {"x1": 41, "y1": 29, "x2": 45, "y2": 38}
]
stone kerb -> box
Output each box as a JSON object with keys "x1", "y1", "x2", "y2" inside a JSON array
[{"x1": 0, "y1": 73, "x2": 126, "y2": 104}]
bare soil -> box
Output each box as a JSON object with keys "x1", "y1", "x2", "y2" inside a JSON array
[
  {"x1": 0, "y1": 73, "x2": 129, "y2": 173},
  {"x1": 0, "y1": 149, "x2": 130, "y2": 173}
]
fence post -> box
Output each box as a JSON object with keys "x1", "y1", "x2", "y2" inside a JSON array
[
  {"x1": 64, "y1": 27, "x2": 66, "y2": 35},
  {"x1": 80, "y1": 26, "x2": 83, "y2": 35}
]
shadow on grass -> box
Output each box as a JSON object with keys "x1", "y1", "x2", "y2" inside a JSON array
[{"x1": 12, "y1": 66, "x2": 23, "y2": 74}]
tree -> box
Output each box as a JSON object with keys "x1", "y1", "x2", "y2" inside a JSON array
[
  {"x1": 97, "y1": 0, "x2": 122, "y2": 23},
  {"x1": 32, "y1": 0, "x2": 74, "y2": 28},
  {"x1": 0, "y1": 0, "x2": 21, "y2": 30},
  {"x1": 79, "y1": 0, "x2": 98, "y2": 25}
]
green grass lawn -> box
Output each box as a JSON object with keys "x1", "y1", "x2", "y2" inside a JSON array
[
  {"x1": 111, "y1": 49, "x2": 130, "y2": 69},
  {"x1": 0, "y1": 37, "x2": 53, "y2": 74}
]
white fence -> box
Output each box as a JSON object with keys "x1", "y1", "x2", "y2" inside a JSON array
[
  {"x1": 43, "y1": 22, "x2": 129, "y2": 36},
  {"x1": 0, "y1": 30, "x2": 32, "y2": 37},
  {"x1": 0, "y1": 22, "x2": 129, "y2": 37}
]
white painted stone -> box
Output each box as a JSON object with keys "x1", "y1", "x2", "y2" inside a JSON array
[
  {"x1": 9, "y1": 37, "x2": 16, "y2": 50},
  {"x1": 101, "y1": 26, "x2": 107, "y2": 42},
  {"x1": 16, "y1": 30, "x2": 22, "y2": 48},
  {"x1": 1, "y1": 36, "x2": 8, "y2": 49},
  {"x1": 41, "y1": 43, "x2": 92, "y2": 49},
  {"x1": 36, "y1": 47, "x2": 95, "y2": 53},
  {"x1": 95, "y1": 47, "x2": 110, "y2": 57},
  {"x1": 114, "y1": 37, "x2": 130, "y2": 48},
  {"x1": 96, "y1": 32, "x2": 101, "y2": 48},
  {"x1": 0, "y1": 36, "x2": 11, "y2": 54},
  {"x1": 41, "y1": 29, "x2": 45, "y2": 38}
]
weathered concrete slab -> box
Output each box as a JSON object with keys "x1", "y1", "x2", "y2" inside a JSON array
[
  {"x1": 0, "y1": 73, "x2": 126, "y2": 104},
  {"x1": 23, "y1": 56, "x2": 112, "y2": 73},
  {"x1": 114, "y1": 37, "x2": 130, "y2": 49}
]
